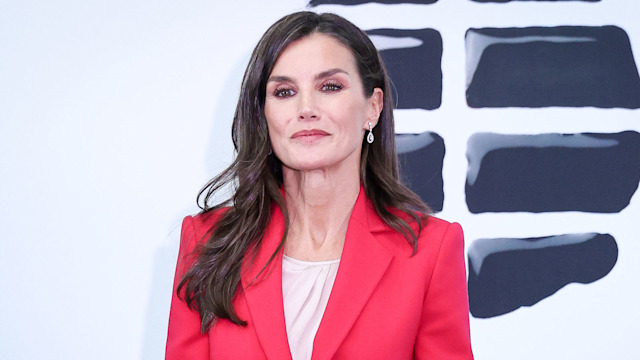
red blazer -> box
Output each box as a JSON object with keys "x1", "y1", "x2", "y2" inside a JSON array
[{"x1": 166, "y1": 188, "x2": 473, "y2": 359}]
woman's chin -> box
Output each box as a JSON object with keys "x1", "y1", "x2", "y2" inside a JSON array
[
  {"x1": 281, "y1": 158, "x2": 339, "y2": 173},
  {"x1": 280, "y1": 151, "x2": 360, "y2": 175},
  {"x1": 283, "y1": 162, "x2": 330, "y2": 173}
]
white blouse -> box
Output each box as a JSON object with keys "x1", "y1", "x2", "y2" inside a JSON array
[{"x1": 282, "y1": 255, "x2": 340, "y2": 360}]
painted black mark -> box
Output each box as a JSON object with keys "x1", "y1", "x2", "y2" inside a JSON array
[
  {"x1": 466, "y1": 131, "x2": 640, "y2": 213},
  {"x1": 468, "y1": 233, "x2": 618, "y2": 318},
  {"x1": 397, "y1": 132, "x2": 444, "y2": 211},
  {"x1": 466, "y1": 26, "x2": 640, "y2": 108},
  {"x1": 366, "y1": 28, "x2": 442, "y2": 110}
]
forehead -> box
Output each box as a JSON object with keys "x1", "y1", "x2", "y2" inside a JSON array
[{"x1": 270, "y1": 33, "x2": 358, "y2": 76}]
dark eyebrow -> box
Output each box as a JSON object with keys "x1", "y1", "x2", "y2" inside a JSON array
[
  {"x1": 314, "y1": 68, "x2": 348, "y2": 80},
  {"x1": 267, "y1": 75, "x2": 293, "y2": 83},
  {"x1": 267, "y1": 68, "x2": 349, "y2": 84}
]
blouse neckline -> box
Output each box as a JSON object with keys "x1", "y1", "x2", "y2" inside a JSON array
[{"x1": 283, "y1": 254, "x2": 341, "y2": 267}]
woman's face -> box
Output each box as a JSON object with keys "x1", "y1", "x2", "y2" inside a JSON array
[{"x1": 264, "y1": 33, "x2": 382, "y2": 175}]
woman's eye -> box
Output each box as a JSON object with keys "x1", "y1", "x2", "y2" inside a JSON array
[
  {"x1": 274, "y1": 87, "x2": 295, "y2": 98},
  {"x1": 321, "y1": 82, "x2": 343, "y2": 92}
]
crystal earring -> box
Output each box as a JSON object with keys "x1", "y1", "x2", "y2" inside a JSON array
[{"x1": 367, "y1": 122, "x2": 374, "y2": 144}]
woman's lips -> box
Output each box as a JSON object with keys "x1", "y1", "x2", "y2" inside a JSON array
[{"x1": 291, "y1": 129, "x2": 330, "y2": 141}]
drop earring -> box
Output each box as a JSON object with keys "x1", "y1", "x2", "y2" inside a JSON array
[{"x1": 367, "y1": 122, "x2": 374, "y2": 144}]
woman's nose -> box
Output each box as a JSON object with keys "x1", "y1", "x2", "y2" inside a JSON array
[{"x1": 297, "y1": 90, "x2": 318, "y2": 120}]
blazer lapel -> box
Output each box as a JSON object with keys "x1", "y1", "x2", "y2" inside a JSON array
[
  {"x1": 240, "y1": 205, "x2": 293, "y2": 360},
  {"x1": 311, "y1": 188, "x2": 393, "y2": 360}
]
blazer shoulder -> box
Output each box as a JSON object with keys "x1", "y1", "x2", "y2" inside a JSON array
[
  {"x1": 414, "y1": 216, "x2": 464, "y2": 255},
  {"x1": 422, "y1": 216, "x2": 462, "y2": 237},
  {"x1": 187, "y1": 207, "x2": 230, "y2": 238},
  {"x1": 177, "y1": 208, "x2": 230, "y2": 260},
  {"x1": 369, "y1": 212, "x2": 463, "y2": 257}
]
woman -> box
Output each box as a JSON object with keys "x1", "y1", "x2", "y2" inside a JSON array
[{"x1": 166, "y1": 11, "x2": 473, "y2": 360}]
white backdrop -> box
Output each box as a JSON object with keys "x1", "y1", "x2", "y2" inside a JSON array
[{"x1": 1, "y1": 1, "x2": 639, "y2": 359}]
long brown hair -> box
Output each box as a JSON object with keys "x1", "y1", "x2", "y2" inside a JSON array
[{"x1": 178, "y1": 11, "x2": 431, "y2": 333}]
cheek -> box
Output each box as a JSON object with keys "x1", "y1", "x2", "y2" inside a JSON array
[
  {"x1": 266, "y1": 122, "x2": 284, "y2": 148},
  {"x1": 264, "y1": 103, "x2": 285, "y2": 139},
  {"x1": 337, "y1": 102, "x2": 368, "y2": 135},
  {"x1": 265, "y1": 97, "x2": 297, "y2": 122}
]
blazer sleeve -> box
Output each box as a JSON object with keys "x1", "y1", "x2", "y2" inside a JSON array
[
  {"x1": 165, "y1": 216, "x2": 210, "y2": 360},
  {"x1": 414, "y1": 222, "x2": 474, "y2": 359}
]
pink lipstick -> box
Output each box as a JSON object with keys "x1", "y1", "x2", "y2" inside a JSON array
[{"x1": 291, "y1": 129, "x2": 330, "y2": 141}]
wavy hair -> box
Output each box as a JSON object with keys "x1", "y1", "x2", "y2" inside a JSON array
[{"x1": 178, "y1": 11, "x2": 431, "y2": 333}]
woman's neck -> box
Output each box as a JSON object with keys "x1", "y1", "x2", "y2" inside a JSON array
[{"x1": 282, "y1": 166, "x2": 360, "y2": 261}]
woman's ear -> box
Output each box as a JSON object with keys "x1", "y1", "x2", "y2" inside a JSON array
[{"x1": 367, "y1": 87, "x2": 384, "y2": 128}]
